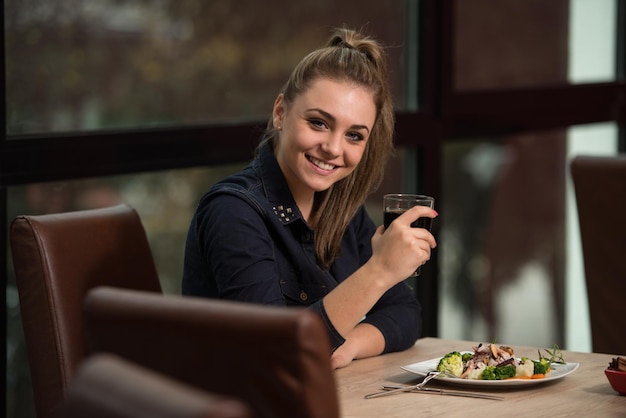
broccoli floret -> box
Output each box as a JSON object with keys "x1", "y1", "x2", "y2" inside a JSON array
[
  {"x1": 482, "y1": 364, "x2": 516, "y2": 380},
  {"x1": 533, "y1": 358, "x2": 551, "y2": 375},
  {"x1": 461, "y1": 352, "x2": 474, "y2": 363},
  {"x1": 494, "y1": 364, "x2": 516, "y2": 380},
  {"x1": 436, "y1": 351, "x2": 464, "y2": 377},
  {"x1": 481, "y1": 366, "x2": 497, "y2": 380}
]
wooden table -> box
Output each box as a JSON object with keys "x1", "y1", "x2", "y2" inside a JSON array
[{"x1": 335, "y1": 337, "x2": 626, "y2": 417}]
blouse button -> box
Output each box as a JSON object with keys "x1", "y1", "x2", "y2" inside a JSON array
[{"x1": 299, "y1": 291, "x2": 308, "y2": 302}]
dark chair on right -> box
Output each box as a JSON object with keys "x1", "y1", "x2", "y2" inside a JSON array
[
  {"x1": 571, "y1": 155, "x2": 626, "y2": 355},
  {"x1": 83, "y1": 286, "x2": 341, "y2": 418}
]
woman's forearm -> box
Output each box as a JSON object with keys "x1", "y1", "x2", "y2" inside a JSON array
[{"x1": 322, "y1": 260, "x2": 393, "y2": 336}]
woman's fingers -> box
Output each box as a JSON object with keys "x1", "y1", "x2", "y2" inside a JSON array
[
  {"x1": 384, "y1": 208, "x2": 438, "y2": 248},
  {"x1": 391, "y1": 205, "x2": 437, "y2": 228},
  {"x1": 411, "y1": 226, "x2": 438, "y2": 249}
]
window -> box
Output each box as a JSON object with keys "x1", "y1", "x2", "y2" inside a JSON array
[
  {"x1": 453, "y1": 0, "x2": 618, "y2": 91},
  {"x1": 5, "y1": 0, "x2": 408, "y2": 135}
]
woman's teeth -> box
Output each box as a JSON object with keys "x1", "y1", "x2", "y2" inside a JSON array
[{"x1": 309, "y1": 156, "x2": 336, "y2": 170}]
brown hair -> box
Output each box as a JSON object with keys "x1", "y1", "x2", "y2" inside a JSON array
[{"x1": 263, "y1": 27, "x2": 395, "y2": 268}]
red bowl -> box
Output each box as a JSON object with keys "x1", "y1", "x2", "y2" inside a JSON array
[{"x1": 605, "y1": 369, "x2": 626, "y2": 395}]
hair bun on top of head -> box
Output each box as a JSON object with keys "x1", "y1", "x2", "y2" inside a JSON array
[
  {"x1": 328, "y1": 27, "x2": 357, "y2": 49},
  {"x1": 332, "y1": 38, "x2": 355, "y2": 50},
  {"x1": 327, "y1": 28, "x2": 379, "y2": 67}
]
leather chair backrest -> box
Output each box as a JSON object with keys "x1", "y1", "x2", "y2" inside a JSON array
[
  {"x1": 571, "y1": 155, "x2": 626, "y2": 355},
  {"x1": 9, "y1": 204, "x2": 162, "y2": 418},
  {"x1": 83, "y1": 286, "x2": 340, "y2": 418},
  {"x1": 59, "y1": 354, "x2": 252, "y2": 418}
]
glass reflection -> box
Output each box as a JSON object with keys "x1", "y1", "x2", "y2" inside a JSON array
[
  {"x1": 440, "y1": 132, "x2": 566, "y2": 347},
  {"x1": 454, "y1": 0, "x2": 617, "y2": 90}
]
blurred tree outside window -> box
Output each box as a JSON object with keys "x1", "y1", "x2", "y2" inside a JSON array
[{"x1": 5, "y1": 0, "x2": 408, "y2": 135}]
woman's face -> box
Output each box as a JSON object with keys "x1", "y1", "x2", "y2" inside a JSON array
[{"x1": 273, "y1": 78, "x2": 376, "y2": 202}]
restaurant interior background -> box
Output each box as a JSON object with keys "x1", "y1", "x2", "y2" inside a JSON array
[{"x1": 1, "y1": 1, "x2": 624, "y2": 417}]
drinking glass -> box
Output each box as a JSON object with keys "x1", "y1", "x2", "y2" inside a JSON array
[{"x1": 383, "y1": 194, "x2": 435, "y2": 277}]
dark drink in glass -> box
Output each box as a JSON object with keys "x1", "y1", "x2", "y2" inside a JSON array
[
  {"x1": 384, "y1": 211, "x2": 432, "y2": 231},
  {"x1": 383, "y1": 194, "x2": 435, "y2": 277}
]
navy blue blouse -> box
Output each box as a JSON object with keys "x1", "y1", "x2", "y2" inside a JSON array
[{"x1": 182, "y1": 141, "x2": 421, "y2": 352}]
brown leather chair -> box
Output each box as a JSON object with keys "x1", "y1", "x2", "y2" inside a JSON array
[
  {"x1": 83, "y1": 286, "x2": 340, "y2": 418},
  {"x1": 59, "y1": 354, "x2": 252, "y2": 418},
  {"x1": 9, "y1": 204, "x2": 162, "y2": 418},
  {"x1": 571, "y1": 155, "x2": 626, "y2": 355}
]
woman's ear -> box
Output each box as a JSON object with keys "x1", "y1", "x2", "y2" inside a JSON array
[{"x1": 272, "y1": 94, "x2": 285, "y2": 129}]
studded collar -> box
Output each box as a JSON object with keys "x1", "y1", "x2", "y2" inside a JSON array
[{"x1": 255, "y1": 141, "x2": 303, "y2": 226}]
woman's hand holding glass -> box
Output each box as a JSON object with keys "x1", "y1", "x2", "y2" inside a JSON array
[{"x1": 370, "y1": 205, "x2": 438, "y2": 283}]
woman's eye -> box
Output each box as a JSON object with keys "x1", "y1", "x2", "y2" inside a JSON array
[
  {"x1": 347, "y1": 132, "x2": 364, "y2": 141},
  {"x1": 308, "y1": 118, "x2": 327, "y2": 129}
]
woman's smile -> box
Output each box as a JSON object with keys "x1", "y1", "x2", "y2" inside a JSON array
[{"x1": 306, "y1": 154, "x2": 340, "y2": 173}]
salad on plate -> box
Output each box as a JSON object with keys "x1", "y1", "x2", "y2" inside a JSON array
[{"x1": 436, "y1": 342, "x2": 566, "y2": 381}]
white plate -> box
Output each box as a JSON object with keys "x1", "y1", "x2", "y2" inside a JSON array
[{"x1": 401, "y1": 356, "x2": 580, "y2": 389}]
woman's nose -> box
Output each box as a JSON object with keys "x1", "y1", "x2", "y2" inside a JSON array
[{"x1": 321, "y1": 133, "x2": 342, "y2": 157}]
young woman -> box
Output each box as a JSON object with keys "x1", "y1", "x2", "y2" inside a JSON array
[{"x1": 183, "y1": 27, "x2": 437, "y2": 369}]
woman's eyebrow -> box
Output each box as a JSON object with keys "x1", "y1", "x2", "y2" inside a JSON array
[{"x1": 306, "y1": 108, "x2": 371, "y2": 133}]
